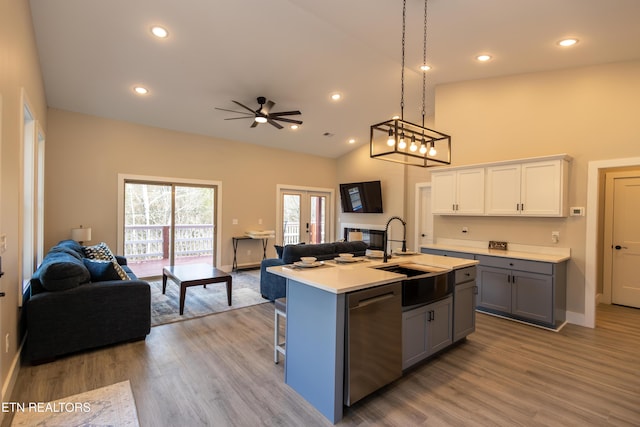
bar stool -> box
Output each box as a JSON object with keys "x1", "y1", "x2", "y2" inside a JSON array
[{"x1": 274, "y1": 297, "x2": 286, "y2": 364}]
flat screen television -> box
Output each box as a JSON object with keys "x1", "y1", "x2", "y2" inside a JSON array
[{"x1": 339, "y1": 180, "x2": 383, "y2": 213}]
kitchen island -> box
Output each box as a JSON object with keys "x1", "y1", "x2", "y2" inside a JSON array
[{"x1": 267, "y1": 253, "x2": 478, "y2": 423}]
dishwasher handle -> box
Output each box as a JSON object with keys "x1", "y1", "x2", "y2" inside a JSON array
[
  {"x1": 352, "y1": 292, "x2": 395, "y2": 309},
  {"x1": 348, "y1": 282, "x2": 402, "y2": 309}
]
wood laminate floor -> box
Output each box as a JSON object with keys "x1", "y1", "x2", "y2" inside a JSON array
[{"x1": 4, "y1": 303, "x2": 640, "y2": 427}]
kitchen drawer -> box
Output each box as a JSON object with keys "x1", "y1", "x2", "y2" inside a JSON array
[
  {"x1": 455, "y1": 266, "x2": 476, "y2": 284},
  {"x1": 476, "y1": 255, "x2": 553, "y2": 275},
  {"x1": 421, "y1": 248, "x2": 475, "y2": 259}
]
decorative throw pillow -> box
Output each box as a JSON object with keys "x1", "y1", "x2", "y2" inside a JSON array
[
  {"x1": 83, "y1": 242, "x2": 130, "y2": 280},
  {"x1": 83, "y1": 258, "x2": 122, "y2": 282},
  {"x1": 83, "y1": 242, "x2": 113, "y2": 261}
]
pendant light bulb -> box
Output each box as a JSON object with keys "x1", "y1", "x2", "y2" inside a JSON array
[
  {"x1": 428, "y1": 142, "x2": 437, "y2": 156},
  {"x1": 398, "y1": 135, "x2": 407, "y2": 149},
  {"x1": 419, "y1": 143, "x2": 427, "y2": 155},
  {"x1": 387, "y1": 129, "x2": 396, "y2": 146},
  {"x1": 409, "y1": 135, "x2": 417, "y2": 152}
]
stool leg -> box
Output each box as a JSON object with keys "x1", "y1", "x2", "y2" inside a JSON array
[{"x1": 274, "y1": 309, "x2": 280, "y2": 364}]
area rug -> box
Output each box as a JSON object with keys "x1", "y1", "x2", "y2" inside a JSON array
[
  {"x1": 150, "y1": 269, "x2": 267, "y2": 326},
  {"x1": 11, "y1": 380, "x2": 139, "y2": 427}
]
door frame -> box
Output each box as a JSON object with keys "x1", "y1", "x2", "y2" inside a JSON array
[
  {"x1": 276, "y1": 184, "x2": 334, "y2": 246},
  {"x1": 414, "y1": 182, "x2": 433, "y2": 252},
  {"x1": 586, "y1": 156, "x2": 640, "y2": 328},
  {"x1": 602, "y1": 170, "x2": 640, "y2": 305},
  {"x1": 117, "y1": 174, "x2": 223, "y2": 268}
]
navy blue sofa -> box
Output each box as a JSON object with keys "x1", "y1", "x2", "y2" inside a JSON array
[
  {"x1": 260, "y1": 241, "x2": 368, "y2": 301},
  {"x1": 25, "y1": 240, "x2": 151, "y2": 364}
]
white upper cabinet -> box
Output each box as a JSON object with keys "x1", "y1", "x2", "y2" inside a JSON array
[
  {"x1": 432, "y1": 155, "x2": 571, "y2": 217},
  {"x1": 432, "y1": 168, "x2": 485, "y2": 215},
  {"x1": 486, "y1": 159, "x2": 569, "y2": 216}
]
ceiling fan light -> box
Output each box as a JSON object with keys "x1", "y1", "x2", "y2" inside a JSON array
[{"x1": 255, "y1": 116, "x2": 268, "y2": 123}]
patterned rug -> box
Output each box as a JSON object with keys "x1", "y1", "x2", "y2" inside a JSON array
[
  {"x1": 150, "y1": 269, "x2": 267, "y2": 326},
  {"x1": 11, "y1": 380, "x2": 139, "y2": 427}
]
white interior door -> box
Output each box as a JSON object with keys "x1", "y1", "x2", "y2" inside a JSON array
[
  {"x1": 611, "y1": 176, "x2": 640, "y2": 308},
  {"x1": 415, "y1": 183, "x2": 433, "y2": 249}
]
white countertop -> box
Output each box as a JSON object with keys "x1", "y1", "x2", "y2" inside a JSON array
[
  {"x1": 267, "y1": 253, "x2": 478, "y2": 294},
  {"x1": 421, "y1": 241, "x2": 570, "y2": 263}
]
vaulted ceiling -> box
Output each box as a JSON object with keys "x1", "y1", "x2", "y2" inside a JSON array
[{"x1": 29, "y1": 0, "x2": 640, "y2": 158}]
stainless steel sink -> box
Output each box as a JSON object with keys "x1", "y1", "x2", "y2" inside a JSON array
[
  {"x1": 375, "y1": 263, "x2": 449, "y2": 278},
  {"x1": 374, "y1": 263, "x2": 453, "y2": 308}
]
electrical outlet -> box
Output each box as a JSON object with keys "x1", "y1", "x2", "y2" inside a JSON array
[
  {"x1": 258, "y1": 218, "x2": 263, "y2": 225},
  {"x1": 232, "y1": 219, "x2": 238, "y2": 225},
  {"x1": 551, "y1": 231, "x2": 560, "y2": 243},
  {"x1": 0, "y1": 234, "x2": 6, "y2": 253}
]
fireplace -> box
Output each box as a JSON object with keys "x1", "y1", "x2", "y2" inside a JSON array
[{"x1": 343, "y1": 227, "x2": 385, "y2": 250}]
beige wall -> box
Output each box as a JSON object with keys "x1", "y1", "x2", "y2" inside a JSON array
[
  {"x1": 0, "y1": 0, "x2": 48, "y2": 412},
  {"x1": 429, "y1": 60, "x2": 640, "y2": 322},
  {"x1": 44, "y1": 109, "x2": 338, "y2": 268}
]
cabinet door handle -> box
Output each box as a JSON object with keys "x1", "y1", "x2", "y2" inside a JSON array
[{"x1": 507, "y1": 275, "x2": 511, "y2": 283}]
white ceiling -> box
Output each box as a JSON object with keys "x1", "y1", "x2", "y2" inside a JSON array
[{"x1": 29, "y1": 0, "x2": 640, "y2": 158}]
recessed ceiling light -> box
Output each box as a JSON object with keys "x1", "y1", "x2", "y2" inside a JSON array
[
  {"x1": 558, "y1": 38, "x2": 578, "y2": 47},
  {"x1": 348, "y1": 138, "x2": 356, "y2": 144},
  {"x1": 330, "y1": 93, "x2": 342, "y2": 101},
  {"x1": 476, "y1": 54, "x2": 492, "y2": 62},
  {"x1": 420, "y1": 64, "x2": 431, "y2": 71},
  {"x1": 133, "y1": 86, "x2": 149, "y2": 95},
  {"x1": 290, "y1": 124, "x2": 299, "y2": 130},
  {"x1": 151, "y1": 26, "x2": 168, "y2": 38}
]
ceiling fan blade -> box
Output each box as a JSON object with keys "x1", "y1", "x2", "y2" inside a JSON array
[
  {"x1": 232, "y1": 100, "x2": 259, "y2": 114},
  {"x1": 267, "y1": 119, "x2": 284, "y2": 129},
  {"x1": 224, "y1": 116, "x2": 254, "y2": 120},
  {"x1": 215, "y1": 107, "x2": 253, "y2": 115},
  {"x1": 272, "y1": 117, "x2": 303, "y2": 125},
  {"x1": 261, "y1": 100, "x2": 275, "y2": 115},
  {"x1": 250, "y1": 120, "x2": 259, "y2": 128},
  {"x1": 269, "y1": 110, "x2": 302, "y2": 116}
]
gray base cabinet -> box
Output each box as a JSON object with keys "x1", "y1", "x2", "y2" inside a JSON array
[
  {"x1": 453, "y1": 272, "x2": 477, "y2": 341},
  {"x1": 423, "y1": 246, "x2": 567, "y2": 329},
  {"x1": 476, "y1": 255, "x2": 565, "y2": 328},
  {"x1": 402, "y1": 296, "x2": 453, "y2": 369}
]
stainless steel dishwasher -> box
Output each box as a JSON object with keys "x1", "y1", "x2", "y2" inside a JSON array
[{"x1": 344, "y1": 282, "x2": 402, "y2": 406}]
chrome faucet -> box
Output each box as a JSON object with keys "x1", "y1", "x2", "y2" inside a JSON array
[{"x1": 383, "y1": 216, "x2": 407, "y2": 263}]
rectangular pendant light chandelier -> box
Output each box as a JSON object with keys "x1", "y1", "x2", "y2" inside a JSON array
[{"x1": 370, "y1": 0, "x2": 451, "y2": 168}]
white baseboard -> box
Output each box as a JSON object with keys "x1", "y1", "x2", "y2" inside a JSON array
[
  {"x1": 0, "y1": 336, "x2": 24, "y2": 424},
  {"x1": 565, "y1": 310, "x2": 590, "y2": 328}
]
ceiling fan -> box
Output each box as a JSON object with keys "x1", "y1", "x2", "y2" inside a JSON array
[{"x1": 215, "y1": 96, "x2": 303, "y2": 129}]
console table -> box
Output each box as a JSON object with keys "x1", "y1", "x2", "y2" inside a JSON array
[{"x1": 232, "y1": 235, "x2": 272, "y2": 271}]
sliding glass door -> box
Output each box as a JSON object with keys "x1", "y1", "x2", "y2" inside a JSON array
[{"x1": 123, "y1": 181, "x2": 216, "y2": 278}]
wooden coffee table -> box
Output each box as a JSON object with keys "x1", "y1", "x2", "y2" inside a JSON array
[{"x1": 162, "y1": 264, "x2": 232, "y2": 315}]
